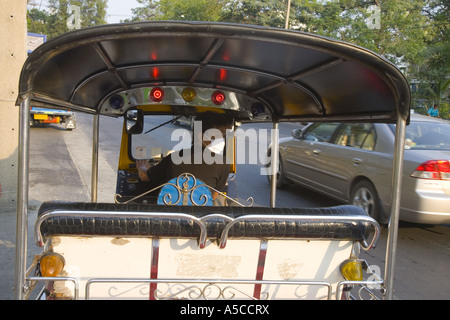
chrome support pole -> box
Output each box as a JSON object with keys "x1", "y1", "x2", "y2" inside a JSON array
[
  {"x1": 15, "y1": 96, "x2": 30, "y2": 300},
  {"x1": 91, "y1": 114, "x2": 99, "y2": 202},
  {"x1": 270, "y1": 121, "x2": 279, "y2": 207},
  {"x1": 384, "y1": 113, "x2": 407, "y2": 300}
]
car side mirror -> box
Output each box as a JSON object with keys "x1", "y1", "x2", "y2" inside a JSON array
[
  {"x1": 125, "y1": 109, "x2": 144, "y2": 134},
  {"x1": 291, "y1": 128, "x2": 303, "y2": 139}
]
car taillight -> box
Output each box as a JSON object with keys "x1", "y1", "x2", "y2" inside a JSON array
[{"x1": 411, "y1": 160, "x2": 450, "y2": 180}]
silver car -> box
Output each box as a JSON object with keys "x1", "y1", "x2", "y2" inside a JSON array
[{"x1": 272, "y1": 114, "x2": 450, "y2": 224}]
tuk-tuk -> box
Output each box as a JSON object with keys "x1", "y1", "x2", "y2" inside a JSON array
[
  {"x1": 15, "y1": 21, "x2": 410, "y2": 300},
  {"x1": 29, "y1": 107, "x2": 76, "y2": 130}
]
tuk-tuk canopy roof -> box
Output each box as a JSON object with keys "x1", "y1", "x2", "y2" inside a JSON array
[{"x1": 17, "y1": 21, "x2": 410, "y2": 122}]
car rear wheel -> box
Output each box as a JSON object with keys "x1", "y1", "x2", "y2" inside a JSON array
[
  {"x1": 266, "y1": 154, "x2": 287, "y2": 189},
  {"x1": 351, "y1": 180, "x2": 381, "y2": 222}
]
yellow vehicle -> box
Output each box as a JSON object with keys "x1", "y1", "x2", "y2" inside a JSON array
[
  {"x1": 15, "y1": 21, "x2": 410, "y2": 300},
  {"x1": 30, "y1": 107, "x2": 76, "y2": 130}
]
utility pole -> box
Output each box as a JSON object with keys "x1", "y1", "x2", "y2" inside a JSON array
[{"x1": 285, "y1": 0, "x2": 291, "y2": 29}]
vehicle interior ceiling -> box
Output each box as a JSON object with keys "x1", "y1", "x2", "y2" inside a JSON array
[{"x1": 18, "y1": 22, "x2": 410, "y2": 125}]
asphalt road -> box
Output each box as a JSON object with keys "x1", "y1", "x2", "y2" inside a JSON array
[{"x1": 1, "y1": 112, "x2": 449, "y2": 300}]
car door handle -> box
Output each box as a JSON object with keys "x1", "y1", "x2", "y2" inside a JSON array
[
  {"x1": 312, "y1": 149, "x2": 321, "y2": 155},
  {"x1": 352, "y1": 158, "x2": 362, "y2": 164}
]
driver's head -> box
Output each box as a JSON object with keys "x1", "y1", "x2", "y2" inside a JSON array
[
  {"x1": 195, "y1": 112, "x2": 234, "y2": 136},
  {"x1": 193, "y1": 112, "x2": 234, "y2": 150}
]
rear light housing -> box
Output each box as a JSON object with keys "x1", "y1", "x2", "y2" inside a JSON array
[
  {"x1": 340, "y1": 259, "x2": 363, "y2": 281},
  {"x1": 411, "y1": 160, "x2": 450, "y2": 180},
  {"x1": 109, "y1": 94, "x2": 124, "y2": 109},
  {"x1": 40, "y1": 252, "x2": 65, "y2": 277},
  {"x1": 182, "y1": 87, "x2": 197, "y2": 102},
  {"x1": 211, "y1": 90, "x2": 226, "y2": 105},
  {"x1": 150, "y1": 87, "x2": 165, "y2": 102}
]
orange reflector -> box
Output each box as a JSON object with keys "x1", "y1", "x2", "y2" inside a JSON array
[
  {"x1": 340, "y1": 259, "x2": 363, "y2": 281},
  {"x1": 182, "y1": 87, "x2": 197, "y2": 102},
  {"x1": 40, "y1": 253, "x2": 65, "y2": 277}
]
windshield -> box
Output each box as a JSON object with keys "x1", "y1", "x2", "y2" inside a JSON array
[{"x1": 390, "y1": 120, "x2": 450, "y2": 150}]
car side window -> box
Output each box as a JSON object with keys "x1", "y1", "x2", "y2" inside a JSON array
[
  {"x1": 304, "y1": 123, "x2": 340, "y2": 142},
  {"x1": 335, "y1": 123, "x2": 376, "y2": 150}
]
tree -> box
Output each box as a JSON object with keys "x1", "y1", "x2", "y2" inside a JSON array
[
  {"x1": 128, "y1": 0, "x2": 228, "y2": 22},
  {"x1": 28, "y1": 0, "x2": 107, "y2": 38},
  {"x1": 159, "y1": 0, "x2": 228, "y2": 21},
  {"x1": 221, "y1": 0, "x2": 288, "y2": 27},
  {"x1": 127, "y1": 0, "x2": 162, "y2": 22},
  {"x1": 410, "y1": 0, "x2": 449, "y2": 117},
  {"x1": 27, "y1": 7, "x2": 51, "y2": 35}
]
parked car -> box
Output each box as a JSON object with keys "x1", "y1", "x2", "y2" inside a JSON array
[{"x1": 270, "y1": 114, "x2": 450, "y2": 224}]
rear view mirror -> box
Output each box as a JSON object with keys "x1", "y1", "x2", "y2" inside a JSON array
[{"x1": 125, "y1": 109, "x2": 144, "y2": 134}]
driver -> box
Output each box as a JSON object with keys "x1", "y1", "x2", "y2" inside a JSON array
[{"x1": 136, "y1": 112, "x2": 234, "y2": 203}]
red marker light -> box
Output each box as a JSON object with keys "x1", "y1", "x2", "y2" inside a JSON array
[
  {"x1": 150, "y1": 87, "x2": 164, "y2": 102},
  {"x1": 211, "y1": 90, "x2": 226, "y2": 105}
]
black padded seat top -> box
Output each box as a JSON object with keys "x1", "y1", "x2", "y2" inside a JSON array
[{"x1": 36, "y1": 201, "x2": 379, "y2": 248}]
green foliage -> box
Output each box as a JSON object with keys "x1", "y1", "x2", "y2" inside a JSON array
[
  {"x1": 221, "y1": 0, "x2": 287, "y2": 27},
  {"x1": 27, "y1": 8, "x2": 50, "y2": 35},
  {"x1": 27, "y1": 0, "x2": 107, "y2": 39},
  {"x1": 129, "y1": 0, "x2": 227, "y2": 22},
  {"x1": 158, "y1": 0, "x2": 227, "y2": 21}
]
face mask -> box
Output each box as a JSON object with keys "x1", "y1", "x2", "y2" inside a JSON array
[
  {"x1": 206, "y1": 138, "x2": 225, "y2": 154},
  {"x1": 203, "y1": 129, "x2": 226, "y2": 154}
]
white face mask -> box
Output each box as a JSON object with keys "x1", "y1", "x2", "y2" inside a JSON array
[
  {"x1": 203, "y1": 129, "x2": 226, "y2": 154},
  {"x1": 206, "y1": 138, "x2": 225, "y2": 154}
]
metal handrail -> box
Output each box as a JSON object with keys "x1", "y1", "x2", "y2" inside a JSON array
[
  {"x1": 219, "y1": 214, "x2": 380, "y2": 251},
  {"x1": 115, "y1": 172, "x2": 254, "y2": 207},
  {"x1": 35, "y1": 209, "x2": 380, "y2": 250},
  {"x1": 35, "y1": 210, "x2": 210, "y2": 248},
  {"x1": 26, "y1": 276, "x2": 80, "y2": 300},
  {"x1": 85, "y1": 278, "x2": 333, "y2": 300}
]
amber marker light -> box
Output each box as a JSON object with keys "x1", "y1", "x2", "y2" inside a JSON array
[
  {"x1": 340, "y1": 259, "x2": 363, "y2": 281},
  {"x1": 40, "y1": 252, "x2": 65, "y2": 277},
  {"x1": 182, "y1": 87, "x2": 197, "y2": 102}
]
